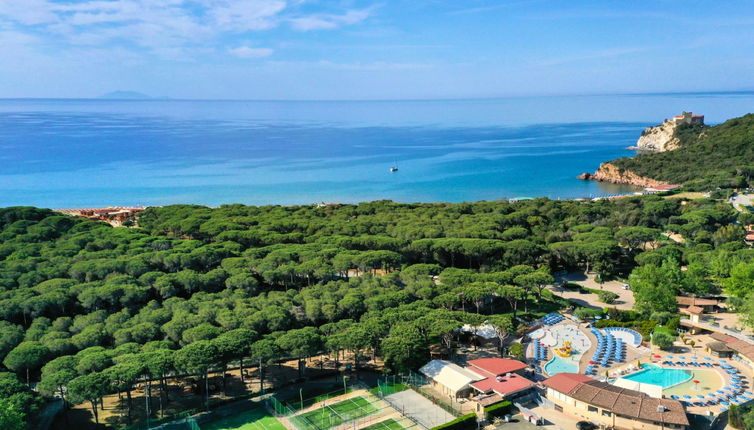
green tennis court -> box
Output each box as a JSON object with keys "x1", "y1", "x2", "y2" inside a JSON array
[
  {"x1": 201, "y1": 407, "x2": 287, "y2": 430},
  {"x1": 360, "y1": 418, "x2": 406, "y2": 430},
  {"x1": 290, "y1": 396, "x2": 379, "y2": 430}
]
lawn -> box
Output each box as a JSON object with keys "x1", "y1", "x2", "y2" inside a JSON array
[
  {"x1": 290, "y1": 396, "x2": 379, "y2": 430},
  {"x1": 360, "y1": 419, "x2": 406, "y2": 430},
  {"x1": 369, "y1": 382, "x2": 408, "y2": 397},
  {"x1": 201, "y1": 408, "x2": 287, "y2": 430}
]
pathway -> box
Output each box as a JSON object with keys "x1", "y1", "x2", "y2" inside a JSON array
[{"x1": 551, "y1": 272, "x2": 634, "y2": 311}]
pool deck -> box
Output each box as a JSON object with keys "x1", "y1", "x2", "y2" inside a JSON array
[
  {"x1": 527, "y1": 320, "x2": 646, "y2": 376},
  {"x1": 527, "y1": 315, "x2": 754, "y2": 421}
]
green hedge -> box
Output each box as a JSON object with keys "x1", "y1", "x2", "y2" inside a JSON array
[
  {"x1": 430, "y1": 413, "x2": 477, "y2": 430},
  {"x1": 484, "y1": 401, "x2": 513, "y2": 420}
]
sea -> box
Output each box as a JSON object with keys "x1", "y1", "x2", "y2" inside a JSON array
[{"x1": 2, "y1": 92, "x2": 754, "y2": 208}]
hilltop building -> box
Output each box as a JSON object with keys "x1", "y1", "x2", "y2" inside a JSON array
[{"x1": 671, "y1": 112, "x2": 704, "y2": 125}]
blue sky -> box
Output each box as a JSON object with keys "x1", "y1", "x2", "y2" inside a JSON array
[{"x1": 1, "y1": 0, "x2": 753, "y2": 99}]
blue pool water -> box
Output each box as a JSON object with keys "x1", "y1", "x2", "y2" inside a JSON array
[
  {"x1": 544, "y1": 356, "x2": 579, "y2": 376},
  {"x1": 622, "y1": 364, "x2": 692, "y2": 388}
]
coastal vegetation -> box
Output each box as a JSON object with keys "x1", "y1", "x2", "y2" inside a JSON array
[
  {"x1": 611, "y1": 113, "x2": 754, "y2": 190},
  {"x1": 0, "y1": 195, "x2": 750, "y2": 427}
]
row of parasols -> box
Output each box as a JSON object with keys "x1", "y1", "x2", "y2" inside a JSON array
[
  {"x1": 542, "y1": 313, "x2": 564, "y2": 326},
  {"x1": 533, "y1": 340, "x2": 548, "y2": 362},
  {"x1": 585, "y1": 328, "x2": 624, "y2": 375}
]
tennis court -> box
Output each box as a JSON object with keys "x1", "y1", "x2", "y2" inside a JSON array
[
  {"x1": 290, "y1": 395, "x2": 379, "y2": 430},
  {"x1": 359, "y1": 418, "x2": 406, "y2": 430},
  {"x1": 201, "y1": 407, "x2": 287, "y2": 430}
]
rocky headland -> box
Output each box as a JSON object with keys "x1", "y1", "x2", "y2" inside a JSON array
[
  {"x1": 578, "y1": 112, "x2": 704, "y2": 187},
  {"x1": 577, "y1": 162, "x2": 669, "y2": 188},
  {"x1": 629, "y1": 119, "x2": 682, "y2": 152}
]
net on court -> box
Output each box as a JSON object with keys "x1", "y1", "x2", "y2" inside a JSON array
[
  {"x1": 200, "y1": 407, "x2": 287, "y2": 430},
  {"x1": 290, "y1": 395, "x2": 379, "y2": 430},
  {"x1": 359, "y1": 418, "x2": 407, "y2": 430}
]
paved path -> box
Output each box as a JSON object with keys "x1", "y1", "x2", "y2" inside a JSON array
[
  {"x1": 384, "y1": 390, "x2": 455, "y2": 429},
  {"x1": 729, "y1": 193, "x2": 754, "y2": 213},
  {"x1": 551, "y1": 272, "x2": 634, "y2": 310}
]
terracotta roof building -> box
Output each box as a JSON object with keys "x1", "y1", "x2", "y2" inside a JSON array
[
  {"x1": 419, "y1": 358, "x2": 535, "y2": 403},
  {"x1": 710, "y1": 332, "x2": 754, "y2": 365},
  {"x1": 470, "y1": 372, "x2": 534, "y2": 398},
  {"x1": 542, "y1": 373, "x2": 689, "y2": 429},
  {"x1": 706, "y1": 341, "x2": 735, "y2": 358},
  {"x1": 467, "y1": 358, "x2": 528, "y2": 377}
]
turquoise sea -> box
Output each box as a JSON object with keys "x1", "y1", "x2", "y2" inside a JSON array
[{"x1": 2, "y1": 92, "x2": 754, "y2": 208}]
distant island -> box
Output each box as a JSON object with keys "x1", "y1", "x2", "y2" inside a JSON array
[
  {"x1": 580, "y1": 111, "x2": 754, "y2": 190},
  {"x1": 99, "y1": 90, "x2": 156, "y2": 100}
]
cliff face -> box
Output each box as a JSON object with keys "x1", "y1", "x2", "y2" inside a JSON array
[
  {"x1": 634, "y1": 120, "x2": 680, "y2": 152},
  {"x1": 578, "y1": 162, "x2": 669, "y2": 188}
]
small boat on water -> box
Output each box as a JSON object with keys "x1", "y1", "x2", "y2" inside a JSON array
[{"x1": 389, "y1": 161, "x2": 398, "y2": 172}]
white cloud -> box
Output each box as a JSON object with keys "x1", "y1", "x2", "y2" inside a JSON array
[
  {"x1": 289, "y1": 8, "x2": 371, "y2": 31},
  {"x1": 229, "y1": 45, "x2": 274, "y2": 58},
  {"x1": 208, "y1": 0, "x2": 287, "y2": 32},
  {"x1": 0, "y1": 0, "x2": 376, "y2": 60}
]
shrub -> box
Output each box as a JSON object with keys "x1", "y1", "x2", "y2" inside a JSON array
[
  {"x1": 597, "y1": 291, "x2": 619, "y2": 304},
  {"x1": 484, "y1": 401, "x2": 513, "y2": 420},
  {"x1": 653, "y1": 332, "x2": 676, "y2": 350},
  {"x1": 574, "y1": 307, "x2": 602, "y2": 320},
  {"x1": 431, "y1": 413, "x2": 477, "y2": 430},
  {"x1": 509, "y1": 342, "x2": 524, "y2": 360}
]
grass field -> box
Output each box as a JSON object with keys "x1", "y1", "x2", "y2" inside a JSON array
[
  {"x1": 290, "y1": 396, "x2": 379, "y2": 430},
  {"x1": 360, "y1": 419, "x2": 406, "y2": 430},
  {"x1": 201, "y1": 408, "x2": 287, "y2": 430}
]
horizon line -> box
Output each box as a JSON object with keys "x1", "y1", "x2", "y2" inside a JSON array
[{"x1": 1, "y1": 89, "x2": 753, "y2": 103}]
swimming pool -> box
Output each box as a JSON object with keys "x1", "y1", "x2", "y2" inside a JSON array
[
  {"x1": 622, "y1": 364, "x2": 692, "y2": 389},
  {"x1": 544, "y1": 355, "x2": 579, "y2": 376}
]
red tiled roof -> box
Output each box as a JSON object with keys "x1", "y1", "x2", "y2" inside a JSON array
[
  {"x1": 542, "y1": 373, "x2": 593, "y2": 394},
  {"x1": 543, "y1": 373, "x2": 689, "y2": 426},
  {"x1": 467, "y1": 358, "x2": 527, "y2": 377},
  {"x1": 710, "y1": 333, "x2": 754, "y2": 362},
  {"x1": 682, "y1": 305, "x2": 704, "y2": 315},
  {"x1": 676, "y1": 296, "x2": 718, "y2": 307},
  {"x1": 470, "y1": 373, "x2": 534, "y2": 396}
]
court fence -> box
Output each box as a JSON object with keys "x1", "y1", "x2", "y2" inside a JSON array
[{"x1": 268, "y1": 381, "x2": 421, "y2": 430}]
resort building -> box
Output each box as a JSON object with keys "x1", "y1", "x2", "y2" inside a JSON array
[
  {"x1": 706, "y1": 341, "x2": 735, "y2": 359},
  {"x1": 466, "y1": 358, "x2": 535, "y2": 402},
  {"x1": 56, "y1": 207, "x2": 145, "y2": 227},
  {"x1": 671, "y1": 112, "x2": 704, "y2": 125},
  {"x1": 676, "y1": 296, "x2": 719, "y2": 314},
  {"x1": 419, "y1": 358, "x2": 535, "y2": 402},
  {"x1": 542, "y1": 373, "x2": 689, "y2": 430},
  {"x1": 419, "y1": 360, "x2": 484, "y2": 398},
  {"x1": 709, "y1": 333, "x2": 754, "y2": 368}
]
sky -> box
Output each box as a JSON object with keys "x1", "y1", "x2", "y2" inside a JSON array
[{"x1": 1, "y1": 0, "x2": 753, "y2": 100}]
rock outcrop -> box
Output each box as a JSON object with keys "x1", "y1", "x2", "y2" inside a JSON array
[
  {"x1": 578, "y1": 162, "x2": 669, "y2": 188},
  {"x1": 632, "y1": 119, "x2": 681, "y2": 152}
]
